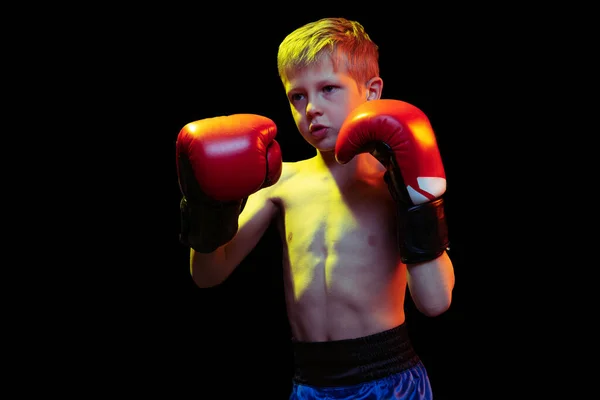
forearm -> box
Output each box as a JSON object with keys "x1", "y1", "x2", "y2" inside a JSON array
[
  {"x1": 406, "y1": 251, "x2": 455, "y2": 317},
  {"x1": 190, "y1": 246, "x2": 232, "y2": 288}
]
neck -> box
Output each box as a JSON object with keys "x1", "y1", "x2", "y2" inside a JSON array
[{"x1": 311, "y1": 150, "x2": 379, "y2": 183}]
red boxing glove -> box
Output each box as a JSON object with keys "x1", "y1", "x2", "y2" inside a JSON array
[
  {"x1": 176, "y1": 114, "x2": 282, "y2": 252},
  {"x1": 336, "y1": 99, "x2": 449, "y2": 264}
]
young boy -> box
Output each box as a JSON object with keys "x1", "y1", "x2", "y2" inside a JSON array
[{"x1": 176, "y1": 17, "x2": 454, "y2": 399}]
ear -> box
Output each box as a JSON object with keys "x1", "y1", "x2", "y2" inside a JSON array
[{"x1": 365, "y1": 77, "x2": 383, "y2": 100}]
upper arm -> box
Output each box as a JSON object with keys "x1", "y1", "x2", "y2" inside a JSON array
[
  {"x1": 225, "y1": 162, "x2": 295, "y2": 267},
  {"x1": 406, "y1": 251, "x2": 455, "y2": 317},
  {"x1": 222, "y1": 188, "x2": 279, "y2": 269}
]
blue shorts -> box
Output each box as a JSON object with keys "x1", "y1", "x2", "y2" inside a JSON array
[
  {"x1": 289, "y1": 324, "x2": 432, "y2": 400},
  {"x1": 289, "y1": 362, "x2": 431, "y2": 399}
]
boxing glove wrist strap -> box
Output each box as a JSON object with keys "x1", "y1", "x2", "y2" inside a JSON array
[
  {"x1": 397, "y1": 197, "x2": 449, "y2": 264},
  {"x1": 179, "y1": 196, "x2": 247, "y2": 253},
  {"x1": 382, "y1": 164, "x2": 449, "y2": 264}
]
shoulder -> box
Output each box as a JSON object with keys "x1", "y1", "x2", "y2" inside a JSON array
[
  {"x1": 263, "y1": 160, "x2": 310, "y2": 199},
  {"x1": 278, "y1": 160, "x2": 309, "y2": 183}
]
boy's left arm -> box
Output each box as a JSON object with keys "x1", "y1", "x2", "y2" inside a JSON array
[{"x1": 335, "y1": 99, "x2": 454, "y2": 316}]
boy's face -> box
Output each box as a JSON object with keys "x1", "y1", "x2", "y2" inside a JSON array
[{"x1": 283, "y1": 56, "x2": 368, "y2": 153}]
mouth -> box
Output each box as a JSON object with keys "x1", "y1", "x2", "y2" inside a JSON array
[{"x1": 310, "y1": 125, "x2": 328, "y2": 139}]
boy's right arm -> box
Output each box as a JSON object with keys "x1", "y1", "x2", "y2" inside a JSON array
[
  {"x1": 190, "y1": 189, "x2": 279, "y2": 287},
  {"x1": 176, "y1": 113, "x2": 282, "y2": 288}
]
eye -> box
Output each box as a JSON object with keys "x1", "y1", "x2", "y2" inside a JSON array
[
  {"x1": 290, "y1": 93, "x2": 304, "y2": 102},
  {"x1": 323, "y1": 85, "x2": 336, "y2": 93}
]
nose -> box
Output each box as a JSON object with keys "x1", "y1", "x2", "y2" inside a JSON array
[{"x1": 306, "y1": 98, "x2": 322, "y2": 118}]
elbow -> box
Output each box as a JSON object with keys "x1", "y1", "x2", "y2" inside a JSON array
[
  {"x1": 419, "y1": 300, "x2": 451, "y2": 317},
  {"x1": 191, "y1": 272, "x2": 226, "y2": 289},
  {"x1": 415, "y1": 293, "x2": 453, "y2": 317},
  {"x1": 192, "y1": 279, "x2": 217, "y2": 289}
]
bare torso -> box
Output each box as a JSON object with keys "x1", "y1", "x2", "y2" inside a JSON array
[{"x1": 271, "y1": 156, "x2": 408, "y2": 342}]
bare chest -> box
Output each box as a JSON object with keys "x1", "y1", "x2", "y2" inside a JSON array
[
  {"x1": 285, "y1": 184, "x2": 394, "y2": 253},
  {"x1": 276, "y1": 175, "x2": 399, "y2": 291}
]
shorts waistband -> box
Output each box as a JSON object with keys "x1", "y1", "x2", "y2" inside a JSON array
[{"x1": 291, "y1": 324, "x2": 420, "y2": 387}]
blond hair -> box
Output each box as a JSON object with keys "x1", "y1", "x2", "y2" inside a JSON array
[{"x1": 277, "y1": 17, "x2": 379, "y2": 86}]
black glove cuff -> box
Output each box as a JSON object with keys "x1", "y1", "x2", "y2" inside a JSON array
[
  {"x1": 179, "y1": 196, "x2": 247, "y2": 253},
  {"x1": 398, "y1": 197, "x2": 449, "y2": 264}
]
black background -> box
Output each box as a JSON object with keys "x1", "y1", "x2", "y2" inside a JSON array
[{"x1": 104, "y1": 7, "x2": 502, "y2": 400}]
